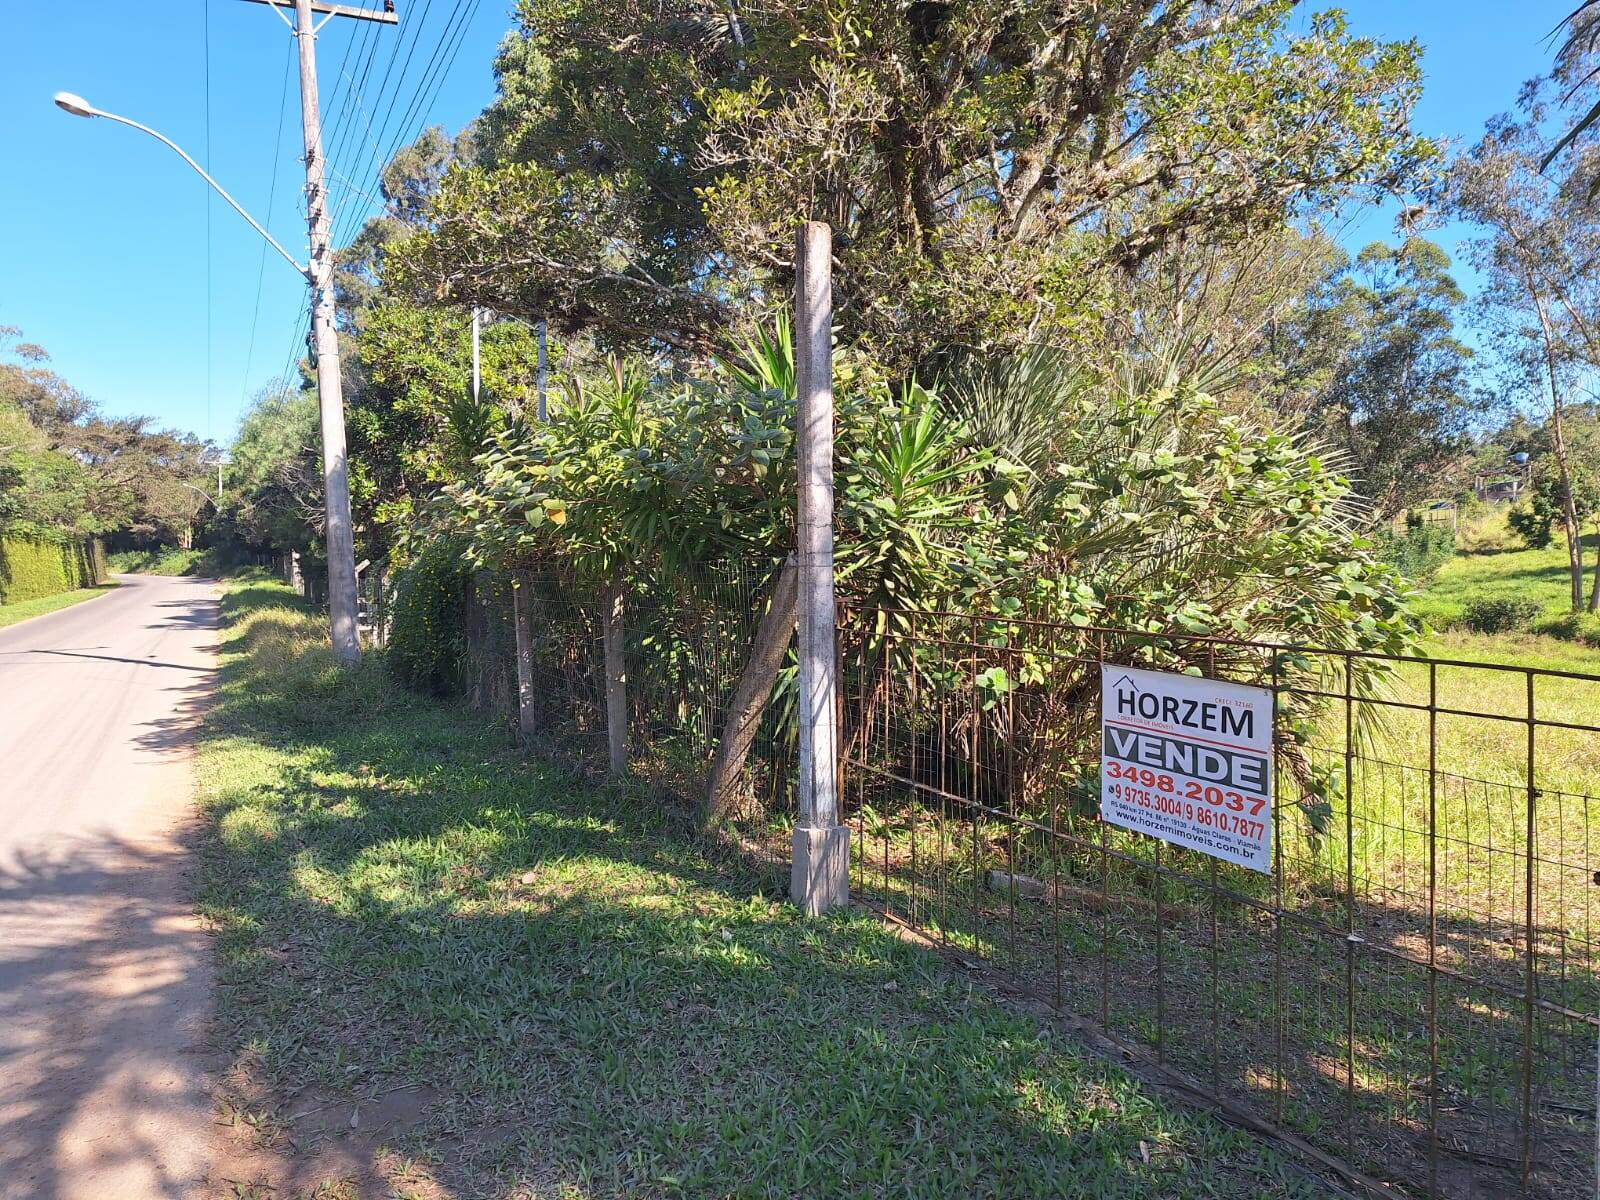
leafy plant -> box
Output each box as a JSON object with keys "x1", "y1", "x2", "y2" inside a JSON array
[
  {"x1": 388, "y1": 538, "x2": 471, "y2": 695},
  {"x1": 1460, "y1": 596, "x2": 1542, "y2": 634}
]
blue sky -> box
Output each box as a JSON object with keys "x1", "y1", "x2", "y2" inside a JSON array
[
  {"x1": 2, "y1": 0, "x2": 508, "y2": 445},
  {"x1": 0, "y1": 2, "x2": 1571, "y2": 443}
]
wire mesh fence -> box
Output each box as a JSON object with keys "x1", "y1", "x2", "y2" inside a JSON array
[
  {"x1": 438, "y1": 556, "x2": 1600, "y2": 1198},
  {"x1": 839, "y1": 604, "x2": 1600, "y2": 1200},
  {"x1": 460, "y1": 557, "x2": 796, "y2": 812}
]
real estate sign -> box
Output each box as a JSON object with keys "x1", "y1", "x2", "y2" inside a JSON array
[{"x1": 1099, "y1": 664, "x2": 1274, "y2": 874}]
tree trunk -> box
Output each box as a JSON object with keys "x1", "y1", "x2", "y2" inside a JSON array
[
  {"x1": 703, "y1": 553, "x2": 799, "y2": 827},
  {"x1": 511, "y1": 570, "x2": 537, "y2": 741},
  {"x1": 1589, "y1": 519, "x2": 1600, "y2": 613},
  {"x1": 602, "y1": 575, "x2": 627, "y2": 778},
  {"x1": 1529, "y1": 283, "x2": 1584, "y2": 611}
]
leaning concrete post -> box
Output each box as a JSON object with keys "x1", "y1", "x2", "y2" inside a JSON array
[{"x1": 791, "y1": 220, "x2": 849, "y2": 916}]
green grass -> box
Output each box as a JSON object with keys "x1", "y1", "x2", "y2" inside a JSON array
[
  {"x1": 1411, "y1": 510, "x2": 1600, "y2": 643},
  {"x1": 195, "y1": 575, "x2": 1335, "y2": 1199},
  {"x1": 109, "y1": 546, "x2": 213, "y2": 575},
  {"x1": 0, "y1": 582, "x2": 118, "y2": 629}
]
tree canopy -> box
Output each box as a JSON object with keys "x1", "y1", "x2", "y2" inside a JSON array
[{"x1": 390, "y1": 1, "x2": 1435, "y2": 369}]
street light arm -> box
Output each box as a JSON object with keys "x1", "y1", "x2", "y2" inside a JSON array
[{"x1": 80, "y1": 104, "x2": 309, "y2": 280}]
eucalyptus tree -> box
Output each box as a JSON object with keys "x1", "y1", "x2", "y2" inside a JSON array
[{"x1": 1450, "y1": 98, "x2": 1600, "y2": 610}]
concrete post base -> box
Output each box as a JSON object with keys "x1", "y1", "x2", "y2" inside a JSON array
[{"x1": 791, "y1": 824, "x2": 850, "y2": 916}]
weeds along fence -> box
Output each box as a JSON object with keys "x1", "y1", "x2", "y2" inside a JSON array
[
  {"x1": 273, "y1": 551, "x2": 392, "y2": 649},
  {"x1": 447, "y1": 564, "x2": 1598, "y2": 1199},
  {"x1": 459, "y1": 558, "x2": 794, "y2": 809},
  {"x1": 840, "y1": 605, "x2": 1599, "y2": 1200}
]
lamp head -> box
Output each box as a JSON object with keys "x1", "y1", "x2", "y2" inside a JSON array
[{"x1": 53, "y1": 92, "x2": 97, "y2": 118}]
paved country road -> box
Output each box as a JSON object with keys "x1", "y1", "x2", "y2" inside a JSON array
[{"x1": 0, "y1": 574, "x2": 218, "y2": 1200}]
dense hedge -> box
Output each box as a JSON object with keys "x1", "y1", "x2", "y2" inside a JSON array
[
  {"x1": 0, "y1": 536, "x2": 107, "y2": 605},
  {"x1": 387, "y1": 539, "x2": 471, "y2": 695}
]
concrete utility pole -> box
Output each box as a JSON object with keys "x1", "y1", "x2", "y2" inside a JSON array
[
  {"x1": 790, "y1": 220, "x2": 848, "y2": 916},
  {"x1": 287, "y1": 0, "x2": 385, "y2": 663},
  {"x1": 536, "y1": 319, "x2": 549, "y2": 422}
]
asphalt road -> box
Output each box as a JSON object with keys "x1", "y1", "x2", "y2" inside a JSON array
[{"x1": 0, "y1": 574, "x2": 219, "y2": 1200}]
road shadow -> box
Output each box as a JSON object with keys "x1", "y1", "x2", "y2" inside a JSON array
[{"x1": 0, "y1": 832, "x2": 212, "y2": 1200}]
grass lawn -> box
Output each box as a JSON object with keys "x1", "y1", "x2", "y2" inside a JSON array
[
  {"x1": 195, "y1": 575, "x2": 1336, "y2": 1199},
  {"x1": 0, "y1": 582, "x2": 118, "y2": 629},
  {"x1": 1411, "y1": 510, "x2": 1600, "y2": 642}
]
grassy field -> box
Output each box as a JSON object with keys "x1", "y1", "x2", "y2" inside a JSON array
[
  {"x1": 0, "y1": 582, "x2": 118, "y2": 629},
  {"x1": 195, "y1": 575, "x2": 1335, "y2": 1199},
  {"x1": 1411, "y1": 510, "x2": 1600, "y2": 643}
]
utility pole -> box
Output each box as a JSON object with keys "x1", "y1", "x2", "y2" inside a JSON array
[
  {"x1": 536, "y1": 319, "x2": 548, "y2": 422},
  {"x1": 790, "y1": 220, "x2": 847, "y2": 916},
  {"x1": 243, "y1": 0, "x2": 398, "y2": 663}
]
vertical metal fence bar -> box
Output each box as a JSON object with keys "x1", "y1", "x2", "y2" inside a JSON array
[
  {"x1": 970, "y1": 615, "x2": 981, "y2": 962},
  {"x1": 1006, "y1": 641, "x2": 1018, "y2": 983},
  {"x1": 1523, "y1": 670, "x2": 1538, "y2": 1190},
  {"x1": 1098, "y1": 629, "x2": 1111, "y2": 1031},
  {"x1": 909, "y1": 613, "x2": 920, "y2": 927},
  {"x1": 1344, "y1": 653, "x2": 1357, "y2": 1157},
  {"x1": 1272, "y1": 651, "x2": 1287, "y2": 1127},
  {"x1": 1050, "y1": 622, "x2": 1063, "y2": 1012},
  {"x1": 1427, "y1": 660, "x2": 1440, "y2": 1200},
  {"x1": 1154, "y1": 834, "x2": 1165, "y2": 1066},
  {"x1": 1206, "y1": 643, "x2": 1221, "y2": 1099}
]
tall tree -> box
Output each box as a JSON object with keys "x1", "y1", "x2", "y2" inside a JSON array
[
  {"x1": 1300, "y1": 238, "x2": 1477, "y2": 518},
  {"x1": 1449, "y1": 96, "x2": 1600, "y2": 611},
  {"x1": 391, "y1": 1, "x2": 1434, "y2": 369}
]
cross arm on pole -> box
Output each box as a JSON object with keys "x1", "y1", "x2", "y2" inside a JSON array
[{"x1": 237, "y1": 0, "x2": 399, "y2": 26}]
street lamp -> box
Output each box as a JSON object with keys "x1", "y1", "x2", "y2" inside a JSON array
[
  {"x1": 53, "y1": 89, "x2": 362, "y2": 664},
  {"x1": 52, "y1": 92, "x2": 307, "y2": 279}
]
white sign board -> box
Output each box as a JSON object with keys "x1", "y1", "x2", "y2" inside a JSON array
[{"x1": 1099, "y1": 664, "x2": 1273, "y2": 874}]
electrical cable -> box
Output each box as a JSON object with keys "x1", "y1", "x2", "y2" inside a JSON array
[{"x1": 240, "y1": 41, "x2": 295, "y2": 413}]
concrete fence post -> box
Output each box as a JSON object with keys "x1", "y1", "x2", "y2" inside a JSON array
[
  {"x1": 603, "y1": 574, "x2": 628, "y2": 778},
  {"x1": 512, "y1": 569, "x2": 537, "y2": 742},
  {"x1": 791, "y1": 219, "x2": 849, "y2": 916}
]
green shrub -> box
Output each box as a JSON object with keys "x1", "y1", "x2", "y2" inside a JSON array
[
  {"x1": 1531, "y1": 610, "x2": 1600, "y2": 647},
  {"x1": 0, "y1": 535, "x2": 106, "y2": 604},
  {"x1": 1459, "y1": 596, "x2": 1542, "y2": 634},
  {"x1": 387, "y1": 539, "x2": 470, "y2": 695},
  {"x1": 1372, "y1": 519, "x2": 1455, "y2": 582}
]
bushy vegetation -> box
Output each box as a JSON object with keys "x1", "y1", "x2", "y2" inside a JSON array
[
  {"x1": 196, "y1": 576, "x2": 1335, "y2": 1199},
  {"x1": 0, "y1": 534, "x2": 106, "y2": 605},
  {"x1": 1373, "y1": 516, "x2": 1455, "y2": 582},
  {"x1": 1460, "y1": 595, "x2": 1543, "y2": 634},
  {"x1": 108, "y1": 546, "x2": 211, "y2": 575},
  {"x1": 386, "y1": 537, "x2": 471, "y2": 694},
  {"x1": 1, "y1": 326, "x2": 221, "y2": 547}
]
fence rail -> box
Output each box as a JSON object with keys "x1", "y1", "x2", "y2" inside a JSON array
[
  {"x1": 839, "y1": 605, "x2": 1599, "y2": 1200},
  {"x1": 446, "y1": 561, "x2": 1598, "y2": 1199}
]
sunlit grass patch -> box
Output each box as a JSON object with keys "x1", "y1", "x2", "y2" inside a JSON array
[{"x1": 193, "y1": 575, "x2": 1335, "y2": 1199}]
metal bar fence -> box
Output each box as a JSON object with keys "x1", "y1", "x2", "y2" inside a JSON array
[
  {"x1": 838, "y1": 603, "x2": 1599, "y2": 1200},
  {"x1": 448, "y1": 561, "x2": 1598, "y2": 1198}
]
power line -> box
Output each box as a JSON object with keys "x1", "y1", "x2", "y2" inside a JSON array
[
  {"x1": 329, "y1": 0, "x2": 438, "y2": 247},
  {"x1": 204, "y1": 0, "x2": 213, "y2": 443},
  {"x1": 332, "y1": 0, "x2": 481, "y2": 255},
  {"x1": 240, "y1": 41, "x2": 295, "y2": 414}
]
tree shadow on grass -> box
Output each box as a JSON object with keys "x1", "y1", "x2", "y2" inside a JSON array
[{"x1": 192, "y1": 584, "x2": 1335, "y2": 1200}]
